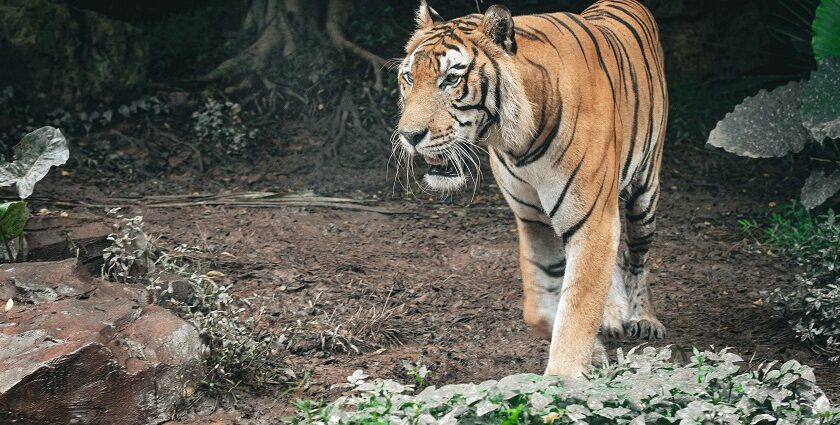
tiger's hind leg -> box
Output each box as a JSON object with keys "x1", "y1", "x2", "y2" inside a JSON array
[{"x1": 622, "y1": 182, "x2": 666, "y2": 339}]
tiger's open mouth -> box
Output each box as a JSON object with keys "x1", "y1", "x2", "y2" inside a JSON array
[
  {"x1": 421, "y1": 154, "x2": 467, "y2": 191},
  {"x1": 423, "y1": 155, "x2": 462, "y2": 178}
]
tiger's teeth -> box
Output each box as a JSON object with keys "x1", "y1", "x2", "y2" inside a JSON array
[{"x1": 424, "y1": 156, "x2": 447, "y2": 166}]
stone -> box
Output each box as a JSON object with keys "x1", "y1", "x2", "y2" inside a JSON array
[
  {"x1": 0, "y1": 0, "x2": 148, "y2": 106},
  {"x1": 0, "y1": 260, "x2": 203, "y2": 425},
  {"x1": 23, "y1": 214, "x2": 114, "y2": 274}
]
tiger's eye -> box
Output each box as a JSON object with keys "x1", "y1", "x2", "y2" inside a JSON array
[
  {"x1": 403, "y1": 72, "x2": 414, "y2": 86},
  {"x1": 442, "y1": 74, "x2": 461, "y2": 87}
]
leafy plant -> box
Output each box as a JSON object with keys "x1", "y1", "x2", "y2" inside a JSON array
[
  {"x1": 0, "y1": 201, "x2": 28, "y2": 261},
  {"x1": 101, "y1": 214, "x2": 292, "y2": 395},
  {"x1": 751, "y1": 202, "x2": 840, "y2": 362},
  {"x1": 101, "y1": 209, "x2": 154, "y2": 282},
  {"x1": 192, "y1": 98, "x2": 256, "y2": 155},
  {"x1": 0, "y1": 126, "x2": 69, "y2": 261},
  {"x1": 293, "y1": 347, "x2": 838, "y2": 424},
  {"x1": 813, "y1": 0, "x2": 840, "y2": 60},
  {"x1": 402, "y1": 360, "x2": 430, "y2": 390},
  {"x1": 707, "y1": 0, "x2": 840, "y2": 209},
  {"x1": 0, "y1": 126, "x2": 69, "y2": 199}
]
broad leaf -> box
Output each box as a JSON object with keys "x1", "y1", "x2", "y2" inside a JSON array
[
  {"x1": 707, "y1": 81, "x2": 811, "y2": 158},
  {"x1": 0, "y1": 201, "x2": 28, "y2": 240},
  {"x1": 0, "y1": 127, "x2": 69, "y2": 199},
  {"x1": 801, "y1": 57, "x2": 840, "y2": 142},
  {"x1": 812, "y1": 0, "x2": 840, "y2": 60},
  {"x1": 800, "y1": 169, "x2": 840, "y2": 209}
]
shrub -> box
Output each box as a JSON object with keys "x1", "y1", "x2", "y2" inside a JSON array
[
  {"x1": 102, "y1": 210, "x2": 153, "y2": 282},
  {"x1": 758, "y1": 203, "x2": 840, "y2": 362},
  {"x1": 150, "y1": 249, "x2": 288, "y2": 394},
  {"x1": 102, "y1": 213, "x2": 291, "y2": 394},
  {"x1": 192, "y1": 97, "x2": 256, "y2": 155},
  {"x1": 293, "y1": 347, "x2": 838, "y2": 424}
]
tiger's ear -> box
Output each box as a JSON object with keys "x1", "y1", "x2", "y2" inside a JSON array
[
  {"x1": 481, "y1": 5, "x2": 516, "y2": 53},
  {"x1": 416, "y1": 0, "x2": 444, "y2": 29}
]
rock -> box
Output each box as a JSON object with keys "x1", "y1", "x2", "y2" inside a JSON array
[
  {"x1": 0, "y1": 0, "x2": 148, "y2": 106},
  {"x1": 23, "y1": 214, "x2": 114, "y2": 274},
  {"x1": 0, "y1": 258, "x2": 148, "y2": 305},
  {"x1": 152, "y1": 271, "x2": 194, "y2": 306},
  {"x1": 0, "y1": 260, "x2": 203, "y2": 425}
]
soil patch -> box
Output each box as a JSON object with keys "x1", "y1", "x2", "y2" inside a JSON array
[{"x1": 29, "y1": 121, "x2": 840, "y2": 423}]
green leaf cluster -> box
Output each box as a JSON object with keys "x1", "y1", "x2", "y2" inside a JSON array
[{"x1": 293, "y1": 347, "x2": 838, "y2": 424}]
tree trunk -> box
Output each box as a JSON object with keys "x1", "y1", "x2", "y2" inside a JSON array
[{"x1": 201, "y1": 0, "x2": 297, "y2": 82}]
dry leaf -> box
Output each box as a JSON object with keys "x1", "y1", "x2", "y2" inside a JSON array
[{"x1": 181, "y1": 386, "x2": 195, "y2": 398}]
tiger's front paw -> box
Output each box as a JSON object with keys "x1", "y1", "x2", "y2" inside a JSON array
[
  {"x1": 624, "y1": 317, "x2": 666, "y2": 340},
  {"x1": 543, "y1": 362, "x2": 585, "y2": 378},
  {"x1": 601, "y1": 303, "x2": 625, "y2": 340},
  {"x1": 544, "y1": 339, "x2": 604, "y2": 377}
]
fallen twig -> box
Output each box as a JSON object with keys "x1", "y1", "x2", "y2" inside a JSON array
[{"x1": 34, "y1": 191, "x2": 410, "y2": 215}]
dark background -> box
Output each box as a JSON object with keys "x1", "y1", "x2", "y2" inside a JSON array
[{"x1": 0, "y1": 0, "x2": 824, "y2": 167}]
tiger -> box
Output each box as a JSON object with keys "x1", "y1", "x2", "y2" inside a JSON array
[{"x1": 394, "y1": 0, "x2": 668, "y2": 377}]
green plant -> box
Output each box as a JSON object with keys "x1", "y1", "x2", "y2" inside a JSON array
[
  {"x1": 101, "y1": 214, "x2": 292, "y2": 395},
  {"x1": 0, "y1": 126, "x2": 69, "y2": 261},
  {"x1": 101, "y1": 209, "x2": 154, "y2": 282},
  {"x1": 707, "y1": 0, "x2": 840, "y2": 209},
  {"x1": 293, "y1": 347, "x2": 838, "y2": 424},
  {"x1": 813, "y1": 0, "x2": 840, "y2": 60},
  {"x1": 0, "y1": 201, "x2": 27, "y2": 261},
  {"x1": 764, "y1": 201, "x2": 825, "y2": 253},
  {"x1": 751, "y1": 202, "x2": 840, "y2": 362},
  {"x1": 738, "y1": 218, "x2": 760, "y2": 234},
  {"x1": 192, "y1": 97, "x2": 256, "y2": 155},
  {"x1": 402, "y1": 360, "x2": 430, "y2": 390}
]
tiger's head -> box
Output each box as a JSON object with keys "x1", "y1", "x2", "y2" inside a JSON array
[{"x1": 395, "y1": 1, "x2": 534, "y2": 192}]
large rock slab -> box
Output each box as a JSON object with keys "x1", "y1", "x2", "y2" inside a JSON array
[
  {"x1": 23, "y1": 215, "x2": 114, "y2": 274},
  {"x1": 0, "y1": 260, "x2": 203, "y2": 425},
  {"x1": 0, "y1": 0, "x2": 148, "y2": 106}
]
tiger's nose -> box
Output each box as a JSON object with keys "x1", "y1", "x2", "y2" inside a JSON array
[{"x1": 399, "y1": 129, "x2": 429, "y2": 147}]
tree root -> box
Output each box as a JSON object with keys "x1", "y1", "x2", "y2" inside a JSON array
[
  {"x1": 202, "y1": 0, "x2": 387, "y2": 92},
  {"x1": 201, "y1": 0, "x2": 296, "y2": 83},
  {"x1": 325, "y1": 0, "x2": 387, "y2": 91},
  {"x1": 325, "y1": 86, "x2": 361, "y2": 159}
]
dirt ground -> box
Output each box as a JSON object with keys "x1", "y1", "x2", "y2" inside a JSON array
[{"x1": 33, "y1": 118, "x2": 840, "y2": 423}]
